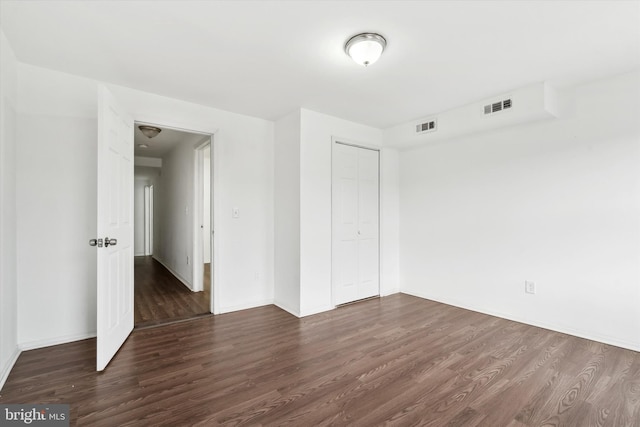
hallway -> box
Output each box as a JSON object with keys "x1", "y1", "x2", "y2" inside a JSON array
[{"x1": 134, "y1": 256, "x2": 210, "y2": 328}]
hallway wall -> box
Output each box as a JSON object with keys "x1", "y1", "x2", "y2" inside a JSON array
[
  {"x1": 0, "y1": 28, "x2": 19, "y2": 389},
  {"x1": 153, "y1": 134, "x2": 209, "y2": 289},
  {"x1": 133, "y1": 165, "x2": 160, "y2": 257}
]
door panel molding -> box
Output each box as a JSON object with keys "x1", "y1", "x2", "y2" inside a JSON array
[
  {"x1": 96, "y1": 85, "x2": 134, "y2": 371},
  {"x1": 331, "y1": 139, "x2": 380, "y2": 306}
]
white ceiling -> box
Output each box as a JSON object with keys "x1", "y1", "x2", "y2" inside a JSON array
[
  {"x1": 134, "y1": 124, "x2": 207, "y2": 158},
  {"x1": 2, "y1": 1, "x2": 639, "y2": 129}
]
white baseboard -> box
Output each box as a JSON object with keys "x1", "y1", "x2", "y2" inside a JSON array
[
  {"x1": 152, "y1": 255, "x2": 194, "y2": 291},
  {"x1": 299, "y1": 304, "x2": 334, "y2": 318},
  {"x1": 0, "y1": 346, "x2": 21, "y2": 391},
  {"x1": 380, "y1": 288, "x2": 400, "y2": 297},
  {"x1": 401, "y1": 289, "x2": 640, "y2": 353},
  {"x1": 218, "y1": 299, "x2": 274, "y2": 314},
  {"x1": 274, "y1": 300, "x2": 301, "y2": 318},
  {"x1": 19, "y1": 332, "x2": 97, "y2": 351}
]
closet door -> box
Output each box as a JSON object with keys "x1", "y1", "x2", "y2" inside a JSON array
[{"x1": 332, "y1": 142, "x2": 379, "y2": 306}]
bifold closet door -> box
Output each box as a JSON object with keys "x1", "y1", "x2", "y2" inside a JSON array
[{"x1": 332, "y1": 142, "x2": 379, "y2": 306}]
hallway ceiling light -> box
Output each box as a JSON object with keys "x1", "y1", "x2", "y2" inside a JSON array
[
  {"x1": 137, "y1": 144, "x2": 148, "y2": 149},
  {"x1": 345, "y1": 33, "x2": 387, "y2": 67},
  {"x1": 138, "y1": 125, "x2": 162, "y2": 138}
]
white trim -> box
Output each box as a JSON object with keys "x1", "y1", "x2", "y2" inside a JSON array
[
  {"x1": 299, "y1": 304, "x2": 335, "y2": 318},
  {"x1": 148, "y1": 185, "x2": 154, "y2": 256},
  {"x1": 332, "y1": 138, "x2": 381, "y2": 152},
  {"x1": 192, "y1": 140, "x2": 210, "y2": 293},
  {"x1": 380, "y1": 288, "x2": 400, "y2": 297},
  {"x1": 402, "y1": 290, "x2": 640, "y2": 352},
  {"x1": 143, "y1": 185, "x2": 152, "y2": 256},
  {"x1": 274, "y1": 300, "x2": 301, "y2": 318},
  {"x1": 211, "y1": 135, "x2": 220, "y2": 315},
  {"x1": 218, "y1": 299, "x2": 274, "y2": 314},
  {"x1": 135, "y1": 120, "x2": 214, "y2": 137},
  {"x1": 0, "y1": 347, "x2": 20, "y2": 391},
  {"x1": 128, "y1": 111, "x2": 219, "y2": 315},
  {"x1": 19, "y1": 332, "x2": 97, "y2": 352},
  {"x1": 152, "y1": 255, "x2": 194, "y2": 292}
]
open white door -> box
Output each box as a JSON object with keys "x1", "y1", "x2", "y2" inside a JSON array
[{"x1": 96, "y1": 86, "x2": 134, "y2": 371}]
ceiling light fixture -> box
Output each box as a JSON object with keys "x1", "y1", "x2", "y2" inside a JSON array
[
  {"x1": 138, "y1": 125, "x2": 162, "y2": 139},
  {"x1": 137, "y1": 144, "x2": 149, "y2": 149},
  {"x1": 345, "y1": 33, "x2": 387, "y2": 67}
]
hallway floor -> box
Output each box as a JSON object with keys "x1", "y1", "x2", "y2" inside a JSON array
[{"x1": 134, "y1": 256, "x2": 210, "y2": 328}]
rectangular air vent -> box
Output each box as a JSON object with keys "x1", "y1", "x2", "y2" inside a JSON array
[
  {"x1": 416, "y1": 119, "x2": 437, "y2": 134},
  {"x1": 484, "y1": 98, "x2": 512, "y2": 115}
]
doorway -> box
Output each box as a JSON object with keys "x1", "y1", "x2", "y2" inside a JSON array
[{"x1": 133, "y1": 122, "x2": 214, "y2": 328}]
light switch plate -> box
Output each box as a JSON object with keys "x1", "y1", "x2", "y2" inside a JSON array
[{"x1": 525, "y1": 280, "x2": 536, "y2": 294}]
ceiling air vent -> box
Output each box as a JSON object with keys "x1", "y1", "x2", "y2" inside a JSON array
[
  {"x1": 484, "y1": 98, "x2": 512, "y2": 115},
  {"x1": 416, "y1": 119, "x2": 437, "y2": 134}
]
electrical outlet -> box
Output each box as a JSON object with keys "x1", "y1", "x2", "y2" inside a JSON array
[
  {"x1": 525, "y1": 280, "x2": 536, "y2": 294},
  {"x1": 232, "y1": 207, "x2": 240, "y2": 218}
]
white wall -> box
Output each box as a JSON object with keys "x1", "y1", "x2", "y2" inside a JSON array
[
  {"x1": 14, "y1": 64, "x2": 98, "y2": 349},
  {"x1": 274, "y1": 110, "x2": 301, "y2": 316},
  {"x1": 380, "y1": 148, "x2": 400, "y2": 296},
  {"x1": 0, "y1": 28, "x2": 19, "y2": 389},
  {"x1": 14, "y1": 61, "x2": 274, "y2": 348},
  {"x1": 16, "y1": 114, "x2": 98, "y2": 348},
  {"x1": 397, "y1": 71, "x2": 640, "y2": 351},
  {"x1": 153, "y1": 133, "x2": 209, "y2": 289},
  {"x1": 299, "y1": 109, "x2": 400, "y2": 316}
]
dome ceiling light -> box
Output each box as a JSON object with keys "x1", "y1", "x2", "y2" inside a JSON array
[
  {"x1": 344, "y1": 33, "x2": 387, "y2": 67},
  {"x1": 138, "y1": 125, "x2": 162, "y2": 139}
]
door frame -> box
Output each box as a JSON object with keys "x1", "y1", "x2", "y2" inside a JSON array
[
  {"x1": 133, "y1": 119, "x2": 219, "y2": 315},
  {"x1": 193, "y1": 140, "x2": 211, "y2": 293},
  {"x1": 331, "y1": 137, "x2": 381, "y2": 306},
  {"x1": 144, "y1": 184, "x2": 153, "y2": 256}
]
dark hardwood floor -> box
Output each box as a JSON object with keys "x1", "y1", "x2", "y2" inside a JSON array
[
  {"x1": 1, "y1": 294, "x2": 639, "y2": 426},
  {"x1": 134, "y1": 256, "x2": 210, "y2": 328}
]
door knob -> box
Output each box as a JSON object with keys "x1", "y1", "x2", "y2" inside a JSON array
[
  {"x1": 89, "y1": 238, "x2": 103, "y2": 248},
  {"x1": 105, "y1": 237, "x2": 117, "y2": 247}
]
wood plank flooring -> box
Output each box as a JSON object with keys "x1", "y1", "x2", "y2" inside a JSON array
[
  {"x1": 134, "y1": 256, "x2": 210, "y2": 328},
  {"x1": 1, "y1": 294, "x2": 639, "y2": 426}
]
